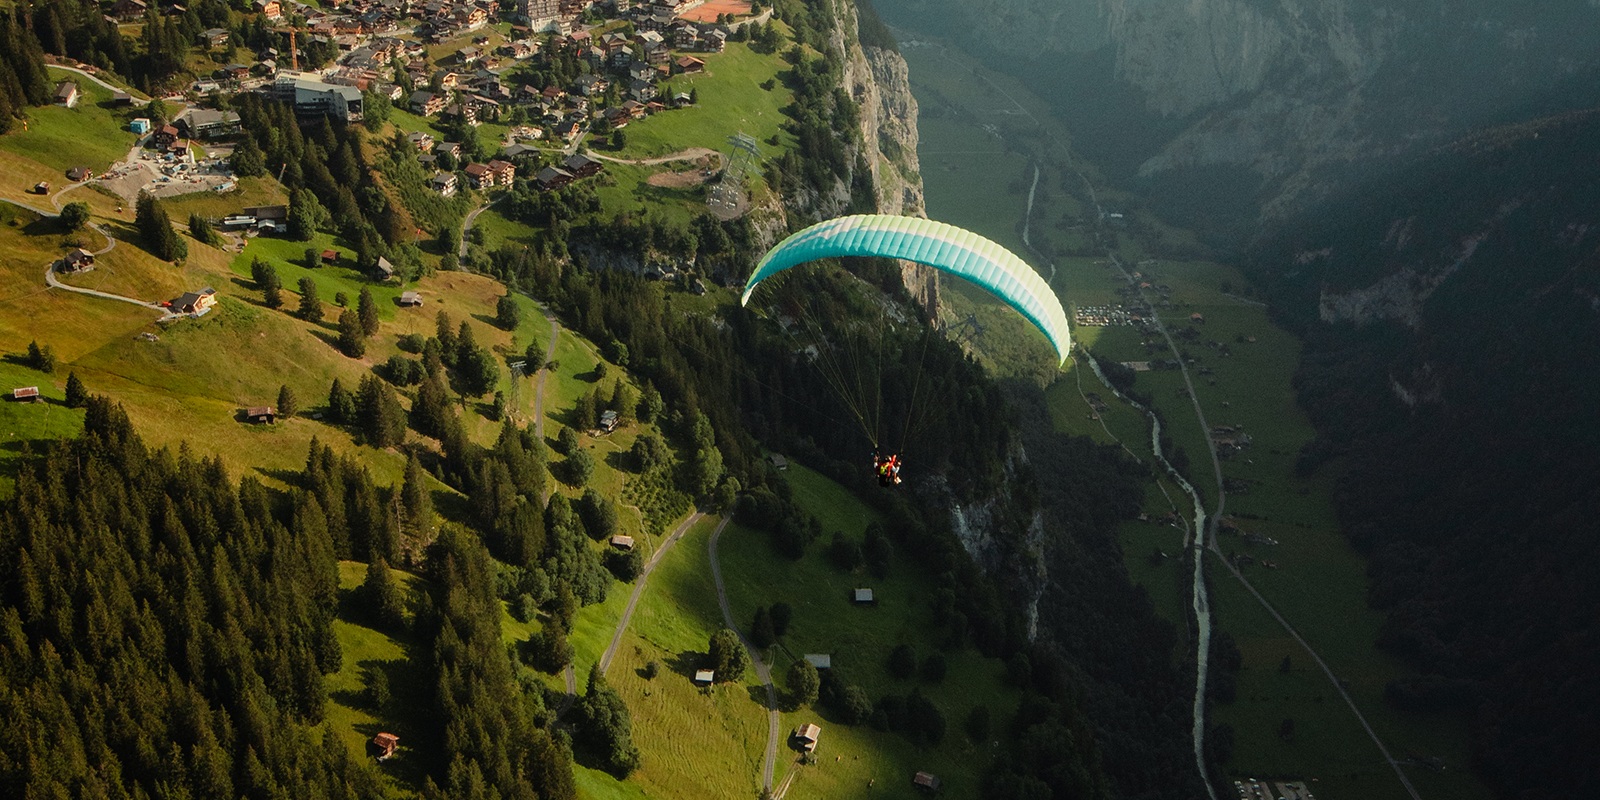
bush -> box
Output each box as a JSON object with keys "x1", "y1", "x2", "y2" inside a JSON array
[
  {"x1": 750, "y1": 606, "x2": 776, "y2": 648},
  {"x1": 827, "y1": 531, "x2": 862, "y2": 571},
  {"x1": 785, "y1": 659, "x2": 820, "y2": 710},
  {"x1": 59, "y1": 202, "x2": 90, "y2": 231},
  {"x1": 888, "y1": 644, "x2": 917, "y2": 680},
  {"x1": 839, "y1": 685, "x2": 873, "y2": 725},
  {"x1": 604, "y1": 547, "x2": 643, "y2": 582},
  {"x1": 770, "y1": 602, "x2": 793, "y2": 636},
  {"x1": 397, "y1": 333, "x2": 426, "y2": 353},
  {"x1": 707, "y1": 628, "x2": 749, "y2": 683}
]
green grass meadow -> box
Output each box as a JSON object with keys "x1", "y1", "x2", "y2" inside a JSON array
[{"x1": 0, "y1": 68, "x2": 140, "y2": 173}]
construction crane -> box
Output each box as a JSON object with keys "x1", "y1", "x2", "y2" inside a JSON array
[{"x1": 272, "y1": 26, "x2": 304, "y2": 71}]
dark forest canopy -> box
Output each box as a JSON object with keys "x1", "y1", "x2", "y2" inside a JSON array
[{"x1": 1252, "y1": 109, "x2": 1600, "y2": 798}]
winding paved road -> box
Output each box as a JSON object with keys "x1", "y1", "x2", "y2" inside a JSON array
[
  {"x1": 597, "y1": 511, "x2": 709, "y2": 675},
  {"x1": 708, "y1": 520, "x2": 781, "y2": 793}
]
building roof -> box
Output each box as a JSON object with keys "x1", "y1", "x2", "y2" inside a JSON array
[
  {"x1": 610, "y1": 534, "x2": 634, "y2": 550},
  {"x1": 853, "y1": 588, "x2": 874, "y2": 603},
  {"x1": 463, "y1": 162, "x2": 490, "y2": 177},
  {"x1": 803, "y1": 654, "x2": 830, "y2": 669},
  {"x1": 768, "y1": 453, "x2": 788, "y2": 469},
  {"x1": 373, "y1": 732, "x2": 399, "y2": 747},
  {"x1": 913, "y1": 772, "x2": 941, "y2": 788},
  {"x1": 54, "y1": 81, "x2": 77, "y2": 100},
  {"x1": 375, "y1": 256, "x2": 396, "y2": 275},
  {"x1": 693, "y1": 669, "x2": 715, "y2": 683},
  {"x1": 795, "y1": 723, "x2": 821, "y2": 742},
  {"x1": 13, "y1": 386, "x2": 40, "y2": 400},
  {"x1": 400, "y1": 291, "x2": 423, "y2": 304},
  {"x1": 246, "y1": 405, "x2": 276, "y2": 417}
]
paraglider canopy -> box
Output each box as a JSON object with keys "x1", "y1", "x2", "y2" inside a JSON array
[{"x1": 740, "y1": 214, "x2": 1071, "y2": 364}]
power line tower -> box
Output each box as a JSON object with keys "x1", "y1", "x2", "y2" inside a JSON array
[
  {"x1": 709, "y1": 132, "x2": 760, "y2": 216},
  {"x1": 508, "y1": 360, "x2": 527, "y2": 423}
]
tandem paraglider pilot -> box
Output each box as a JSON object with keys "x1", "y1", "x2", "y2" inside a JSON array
[{"x1": 873, "y1": 451, "x2": 902, "y2": 487}]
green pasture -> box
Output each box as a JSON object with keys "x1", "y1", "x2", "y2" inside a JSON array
[
  {"x1": 230, "y1": 234, "x2": 413, "y2": 319},
  {"x1": 583, "y1": 516, "x2": 771, "y2": 800},
  {"x1": 612, "y1": 43, "x2": 795, "y2": 160},
  {"x1": 161, "y1": 176, "x2": 288, "y2": 222},
  {"x1": 0, "y1": 361, "x2": 84, "y2": 497},
  {"x1": 0, "y1": 68, "x2": 139, "y2": 172},
  {"x1": 713, "y1": 463, "x2": 1023, "y2": 799},
  {"x1": 327, "y1": 561, "x2": 425, "y2": 788},
  {"x1": 587, "y1": 162, "x2": 704, "y2": 228}
]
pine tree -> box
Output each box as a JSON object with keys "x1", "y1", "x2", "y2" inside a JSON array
[
  {"x1": 297, "y1": 277, "x2": 324, "y2": 322},
  {"x1": 64, "y1": 371, "x2": 87, "y2": 408},
  {"x1": 135, "y1": 192, "x2": 186, "y2": 261},
  {"x1": 250, "y1": 257, "x2": 282, "y2": 308},
  {"x1": 26, "y1": 340, "x2": 55, "y2": 373},
  {"x1": 401, "y1": 450, "x2": 434, "y2": 539},
  {"x1": 359, "y1": 557, "x2": 407, "y2": 631},
  {"x1": 188, "y1": 212, "x2": 217, "y2": 246},
  {"x1": 276, "y1": 384, "x2": 298, "y2": 418},
  {"x1": 336, "y1": 309, "x2": 365, "y2": 358},
  {"x1": 495, "y1": 294, "x2": 520, "y2": 330},
  {"x1": 327, "y1": 378, "x2": 354, "y2": 423},
  {"x1": 355, "y1": 374, "x2": 405, "y2": 448},
  {"x1": 357, "y1": 287, "x2": 380, "y2": 336}
]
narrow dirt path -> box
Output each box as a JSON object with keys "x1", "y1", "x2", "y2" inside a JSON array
[
  {"x1": 585, "y1": 146, "x2": 720, "y2": 166},
  {"x1": 597, "y1": 511, "x2": 708, "y2": 674},
  {"x1": 532, "y1": 309, "x2": 560, "y2": 440},
  {"x1": 708, "y1": 519, "x2": 780, "y2": 793}
]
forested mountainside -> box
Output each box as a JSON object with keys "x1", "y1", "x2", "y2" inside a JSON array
[
  {"x1": 1251, "y1": 108, "x2": 1600, "y2": 798},
  {"x1": 873, "y1": 0, "x2": 1600, "y2": 234},
  {"x1": 0, "y1": 0, "x2": 1189, "y2": 795}
]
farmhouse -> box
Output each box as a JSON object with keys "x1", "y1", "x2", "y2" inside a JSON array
[
  {"x1": 54, "y1": 81, "x2": 80, "y2": 108},
  {"x1": 372, "y1": 732, "x2": 399, "y2": 760},
  {"x1": 172, "y1": 288, "x2": 218, "y2": 315},
  {"x1": 609, "y1": 534, "x2": 634, "y2": 550},
  {"x1": 793, "y1": 723, "x2": 821, "y2": 752},
  {"x1": 320, "y1": 249, "x2": 339, "y2": 264},
  {"x1": 32, "y1": 181, "x2": 50, "y2": 194},
  {"x1": 60, "y1": 248, "x2": 96, "y2": 272},
  {"x1": 245, "y1": 406, "x2": 277, "y2": 424},
  {"x1": 373, "y1": 257, "x2": 397, "y2": 281},
  {"x1": 399, "y1": 291, "x2": 424, "y2": 307},
  {"x1": 599, "y1": 409, "x2": 619, "y2": 432},
  {"x1": 65, "y1": 166, "x2": 94, "y2": 182},
  {"x1": 535, "y1": 166, "x2": 573, "y2": 190},
  {"x1": 11, "y1": 387, "x2": 41, "y2": 403},
  {"x1": 563, "y1": 152, "x2": 602, "y2": 177}
]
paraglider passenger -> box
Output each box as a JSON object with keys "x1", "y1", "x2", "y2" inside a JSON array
[{"x1": 875, "y1": 453, "x2": 902, "y2": 487}]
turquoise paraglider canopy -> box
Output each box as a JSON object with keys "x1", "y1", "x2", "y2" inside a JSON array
[{"x1": 740, "y1": 214, "x2": 1071, "y2": 364}]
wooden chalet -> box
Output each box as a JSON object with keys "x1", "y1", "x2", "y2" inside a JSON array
[
  {"x1": 320, "y1": 249, "x2": 339, "y2": 264},
  {"x1": 535, "y1": 166, "x2": 574, "y2": 190},
  {"x1": 609, "y1": 534, "x2": 635, "y2": 551},
  {"x1": 373, "y1": 257, "x2": 396, "y2": 281},
  {"x1": 599, "y1": 409, "x2": 619, "y2": 432},
  {"x1": 32, "y1": 181, "x2": 50, "y2": 194},
  {"x1": 372, "y1": 732, "x2": 399, "y2": 760},
  {"x1": 65, "y1": 166, "x2": 93, "y2": 182},
  {"x1": 562, "y1": 153, "x2": 602, "y2": 178},
  {"x1": 913, "y1": 772, "x2": 942, "y2": 792},
  {"x1": 793, "y1": 723, "x2": 821, "y2": 752},
  {"x1": 245, "y1": 405, "x2": 277, "y2": 424},
  {"x1": 11, "y1": 386, "x2": 41, "y2": 403},
  {"x1": 399, "y1": 291, "x2": 424, "y2": 307},
  {"x1": 60, "y1": 248, "x2": 96, "y2": 272},
  {"x1": 54, "y1": 81, "x2": 80, "y2": 108},
  {"x1": 171, "y1": 288, "x2": 218, "y2": 315}
]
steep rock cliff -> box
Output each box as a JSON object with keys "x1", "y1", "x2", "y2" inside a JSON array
[{"x1": 875, "y1": 0, "x2": 1600, "y2": 227}]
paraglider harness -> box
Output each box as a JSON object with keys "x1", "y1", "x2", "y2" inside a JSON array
[{"x1": 872, "y1": 451, "x2": 902, "y2": 487}]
